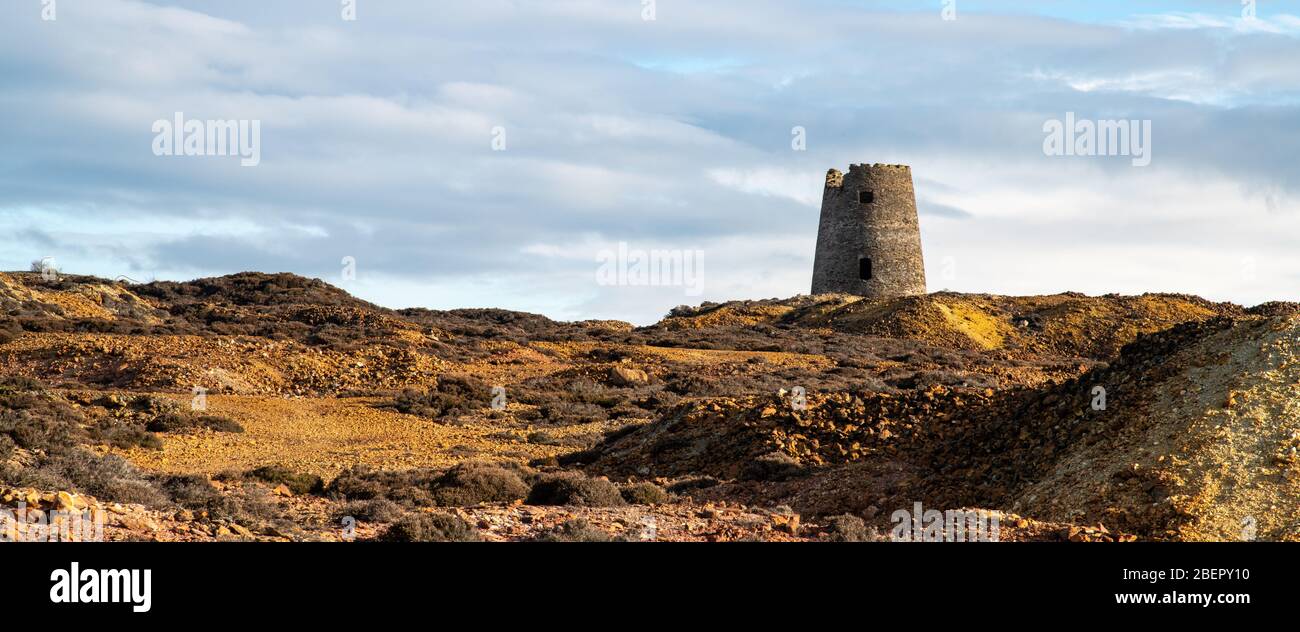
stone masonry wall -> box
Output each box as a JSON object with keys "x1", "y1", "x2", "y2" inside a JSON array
[{"x1": 810, "y1": 163, "x2": 927, "y2": 298}]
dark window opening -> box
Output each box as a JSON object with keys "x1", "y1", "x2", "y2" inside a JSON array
[
  {"x1": 858, "y1": 190, "x2": 874, "y2": 204},
  {"x1": 859, "y1": 257, "x2": 872, "y2": 281}
]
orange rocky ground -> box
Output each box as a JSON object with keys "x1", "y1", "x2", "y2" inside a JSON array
[
  {"x1": 120, "y1": 393, "x2": 605, "y2": 479},
  {"x1": 0, "y1": 270, "x2": 1293, "y2": 541}
]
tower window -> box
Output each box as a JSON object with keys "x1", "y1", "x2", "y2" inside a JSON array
[
  {"x1": 858, "y1": 190, "x2": 874, "y2": 204},
  {"x1": 859, "y1": 257, "x2": 872, "y2": 281}
]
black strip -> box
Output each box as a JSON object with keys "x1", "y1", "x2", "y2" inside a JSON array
[{"x1": 2, "y1": 542, "x2": 1285, "y2": 621}]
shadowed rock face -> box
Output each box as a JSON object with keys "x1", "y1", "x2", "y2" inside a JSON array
[{"x1": 811, "y1": 164, "x2": 926, "y2": 298}]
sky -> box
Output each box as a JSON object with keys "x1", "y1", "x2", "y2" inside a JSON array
[{"x1": 2, "y1": 0, "x2": 1299, "y2": 325}]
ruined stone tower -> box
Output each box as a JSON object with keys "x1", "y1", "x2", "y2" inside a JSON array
[{"x1": 811, "y1": 163, "x2": 926, "y2": 297}]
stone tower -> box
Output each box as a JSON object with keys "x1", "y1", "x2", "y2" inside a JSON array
[{"x1": 811, "y1": 163, "x2": 926, "y2": 297}]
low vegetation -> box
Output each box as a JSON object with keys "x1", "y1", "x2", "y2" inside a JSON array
[
  {"x1": 379, "y1": 512, "x2": 481, "y2": 542},
  {"x1": 245, "y1": 465, "x2": 325, "y2": 496},
  {"x1": 391, "y1": 375, "x2": 493, "y2": 420},
  {"x1": 526, "y1": 472, "x2": 625, "y2": 507},
  {"x1": 0, "y1": 271, "x2": 1290, "y2": 541}
]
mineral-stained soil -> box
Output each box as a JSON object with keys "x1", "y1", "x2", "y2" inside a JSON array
[{"x1": 0, "y1": 270, "x2": 1293, "y2": 541}]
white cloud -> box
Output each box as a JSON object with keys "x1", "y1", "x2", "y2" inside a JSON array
[
  {"x1": 2, "y1": 0, "x2": 1300, "y2": 323},
  {"x1": 1124, "y1": 12, "x2": 1300, "y2": 35},
  {"x1": 707, "y1": 168, "x2": 823, "y2": 207}
]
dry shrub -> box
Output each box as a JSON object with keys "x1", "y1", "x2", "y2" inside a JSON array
[
  {"x1": 146, "y1": 412, "x2": 243, "y2": 434},
  {"x1": 430, "y1": 462, "x2": 531, "y2": 506},
  {"x1": 326, "y1": 465, "x2": 440, "y2": 507},
  {"x1": 0, "y1": 320, "x2": 21, "y2": 345},
  {"x1": 326, "y1": 462, "x2": 535, "y2": 509},
  {"x1": 392, "y1": 374, "x2": 492, "y2": 419},
  {"x1": 526, "y1": 472, "x2": 625, "y2": 507},
  {"x1": 533, "y1": 518, "x2": 613, "y2": 542},
  {"x1": 336, "y1": 499, "x2": 405, "y2": 524},
  {"x1": 157, "y1": 474, "x2": 284, "y2": 526},
  {"x1": 825, "y1": 514, "x2": 873, "y2": 542},
  {"x1": 10, "y1": 452, "x2": 168, "y2": 507},
  {"x1": 380, "y1": 512, "x2": 481, "y2": 542},
  {"x1": 666, "y1": 476, "x2": 721, "y2": 494},
  {"x1": 620, "y1": 482, "x2": 669, "y2": 505},
  {"x1": 245, "y1": 465, "x2": 325, "y2": 495},
  {"x1": 741, "y1": 452, "x2": 805, "y2": 482},
  {"x1": 525, "y1": 430, "x2": 599, "y2": 449},
  {"x1": 0, "y1": 381, "x2": 86, "y2": 453},
  {"x1": 88, "y1": 419, "x2": 162, "y2": 450},
  {"x1": 0, "y1": 379, "x2": 173, "y2": 506}
]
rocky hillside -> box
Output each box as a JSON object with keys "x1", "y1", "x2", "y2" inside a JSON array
[
  {"x1": 0, "y1": 270, "x2": 1294, "y2": 541},
  {"x1": 654, "y1": 291, "x2": 1243, "y2": 359}
]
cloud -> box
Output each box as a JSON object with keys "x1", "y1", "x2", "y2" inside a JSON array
[
  {"x1": 1123, "y1": 11, "x2": 1300, "y2": 35},
  {"x1": 707, "y1": 167, "x2": 823, "y2": 207},
  {"x1": 919, "y1": 202, "x2": 974, "y2": 219},
  {"x1": 2, "y1": 0, "x2": 1300, "y2": 324}
]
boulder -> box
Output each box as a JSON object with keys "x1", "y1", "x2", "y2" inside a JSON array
[{"x1": 607, "y1": 366, "x2": 649, "y2": 387}]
